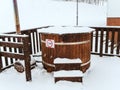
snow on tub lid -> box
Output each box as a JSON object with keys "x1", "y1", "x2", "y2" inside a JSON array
[
  {"x1": 38, "y1": 26, "x2": 94, "y2": 34},
  {"x1": 54, "y1": 58, "x2": 82, "y2": 64}
]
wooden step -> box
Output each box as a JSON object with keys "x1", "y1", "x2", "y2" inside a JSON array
[
  {"x1": 54, "y1": 70, "x2": 83, "y2": 83},
  {"x1": 54, "y1": 58, "x2": 82, "y2": 71}
]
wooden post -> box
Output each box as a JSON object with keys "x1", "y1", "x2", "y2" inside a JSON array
[
  {"x1": 13, "y1": 0, "x2": 21, "y2": 34},
  {"x1": 23, "y1": 36, "x2": 32, "y2": 81}
]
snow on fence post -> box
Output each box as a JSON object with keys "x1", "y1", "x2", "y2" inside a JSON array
[{"x1": 22, "y1": 36, "x2": 32, "y2": 81}]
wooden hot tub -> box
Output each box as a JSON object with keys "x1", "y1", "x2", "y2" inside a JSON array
[{"x1": 39, "y1": 26, "x2": 94, "y2": 72}]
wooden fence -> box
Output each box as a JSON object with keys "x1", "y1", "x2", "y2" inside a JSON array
[
  {"x1": 20, "y1": 26, "x2": 119, "y2": 57},
  {"x1": 7, "y1": 29, "x2": 39, "y2": 54},
  {"x1": 7, "y1": 26, "x2": 50, "y2": 55},
  {"x1": 91, "y1": 27, "x2": 120, "y2": 57},
  {"x1": 0, "y1": 34, "x2": 31, "y2": 81}
]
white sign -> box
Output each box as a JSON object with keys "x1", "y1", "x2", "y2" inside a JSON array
[{"x1": 46, "y1": 39, "x2": 55, "y2": 48}]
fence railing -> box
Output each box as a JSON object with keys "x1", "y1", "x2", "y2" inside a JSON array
[
  {"x1": 6, "y1": 26, "x2": 50, "y2": 55},
  {"x1": 0, "y1": 34, "x2": 31, "y2": 81},
  {"x1": 91, "y1": 26, "x2": 120, "y2": 57},
  {"x1": 7, "y1": 29, "x2": 39, "y2": 54},
  {"x1": 24, "y1": 26, "x2": 119, "y2": 57},
  {"x1": 5, "y1": 26, "x2": 120, "y2": 57}
]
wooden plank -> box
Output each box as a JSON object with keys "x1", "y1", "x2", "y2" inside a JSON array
[
  {"x1": 116, "y1": 30, "x2": 120, "y2": 54},
  {"x1": 55, "y1": 63, "x2": 81, "y2": 71},
  {"x1": 55, "y1": 77, "x2": 82, "y2": 83},
  {"x1": 110, "y1": 30, "x2": 115, "y2": 54},
  {"x1": 0, "y1": 41, "x2": 23, "y2": 48},
  {"x1": 95, "y1": 29, "x2": 99, "y2": 52},
  {"x1": 23, "y1": 37, "x2": 32, "y2": 81},
  {"x1": 91, "y1": 32, "x2": 93, "y2": 51},
  {"x1": 0, "y1": 34, "x2": 28, "y2": 38},
  {"x1": 39, "y1": 33, "x2": 42, "y2": 51},
  {"x1": 0, "y1": 52, "x2": 24, "y2": 60},
  {"x1": 22, "y1": 30, "x2": 33, "y2": 54},
  {"x1": 100, "y1": 29, "x2": 104, "y2": 57},
  {"x1": 29, "y1": 33, "x2": 32, "y2": 54},
  {"x1": 105, "y1": 30, "x2": 109, "y2": 53},
  {"x1": 32, "y1": 32, "x2": 36, "y2": 54},
  {"x1": 35, "y1": 31, "x2": 39, "y2": 52}
]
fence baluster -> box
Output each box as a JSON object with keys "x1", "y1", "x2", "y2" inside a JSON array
[
  {"x1": 100, "y1": 29, "x2": 104, "y2": 57},
  {"x1": 36, "y1": 30, "x2": 39, "y2": 52},
  {"x1": 91, "y1": 32, "x2": 93, "y2": 51},
  {"x1": 32, "y1": 32, "x2": 36, "y2": 54},
  {"x1": 105, "y1": 29, "x2": 109, "y2": 53},
  {"x1": 28, "y1": 33, "x2": 32, "y2": 54},
  {"x1": 110, "y1": 30, "x2": 115, "y2": 54},
  {"x1": 117, "y1": 30, "x2": 120, "y2": 54},
  {"x1": 95, "y1": 29, "x2": 99, "y2": 52}
]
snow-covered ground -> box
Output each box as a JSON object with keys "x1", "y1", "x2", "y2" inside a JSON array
[
  {"x1": 0, "y1": 55, "x2": 120, "y2": 90},
  {"x1": 0, "y1": 0, "x2": 120, "y2": 90}
]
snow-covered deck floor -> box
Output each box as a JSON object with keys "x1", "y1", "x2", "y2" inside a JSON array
[{"x1": 0, "y1": 55, "x2": 120, "y2": 90}]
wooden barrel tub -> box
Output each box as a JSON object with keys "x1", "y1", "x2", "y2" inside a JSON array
[{"x1": 39, "y1": 26, "x2": 94, "y2": 72}]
